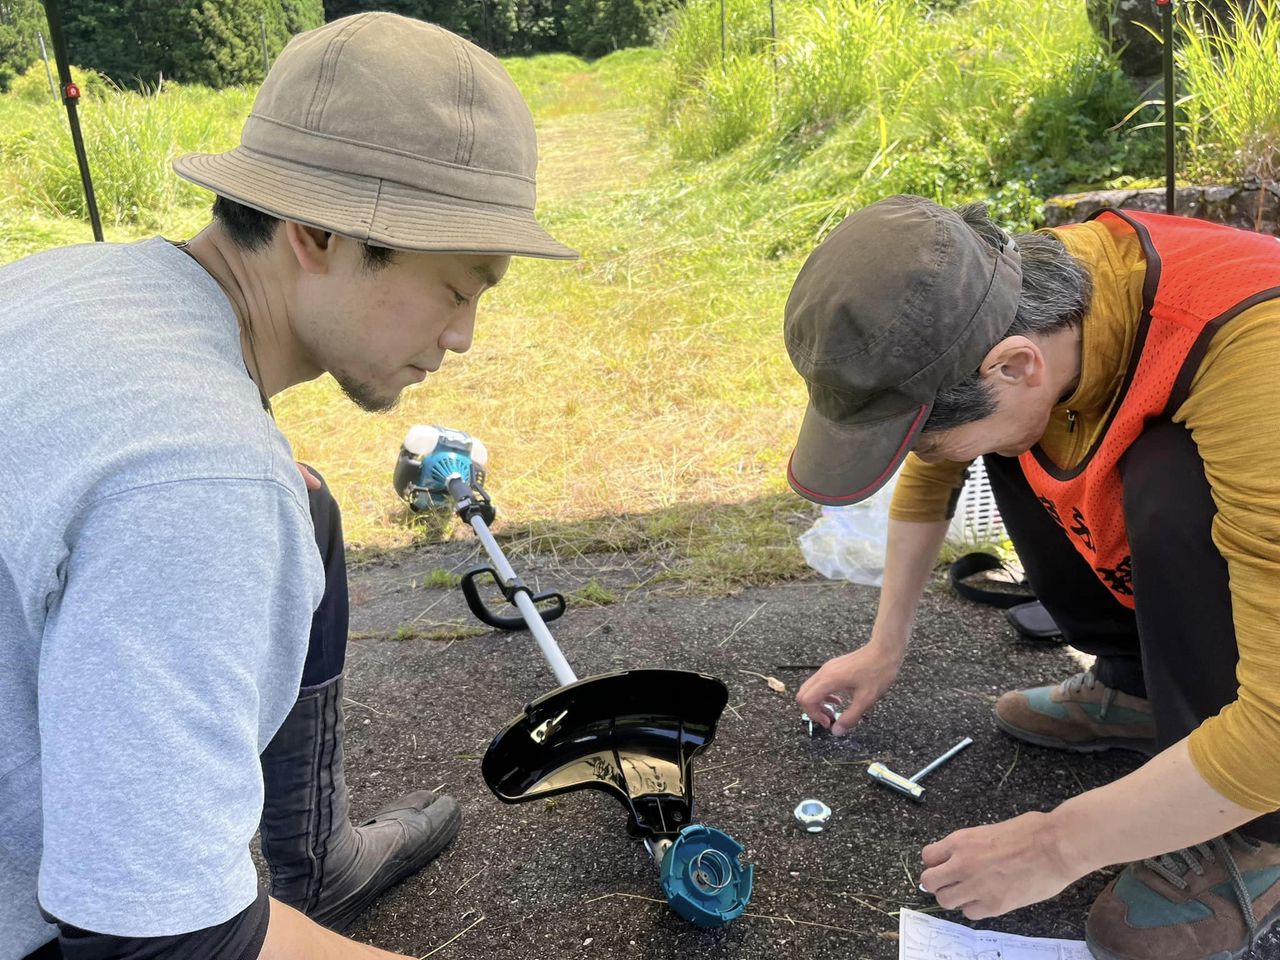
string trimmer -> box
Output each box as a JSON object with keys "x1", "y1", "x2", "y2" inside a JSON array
[{"x1": 394, "y1": 425, "x2": 754, "y2": 927}]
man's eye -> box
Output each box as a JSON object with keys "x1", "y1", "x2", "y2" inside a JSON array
[{"x1": 452, "y1": 290, "x2": 471, "y2": 308}]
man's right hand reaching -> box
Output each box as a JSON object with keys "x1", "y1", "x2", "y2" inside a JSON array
[
  {"x1": 794, "y1": 514, "x2": 953, "y2": 736},
  {"x1": 796, "y1": 641, "x2": 905, "y2": 735}
]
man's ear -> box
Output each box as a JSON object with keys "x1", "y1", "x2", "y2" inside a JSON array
[
  {"x1": 283, "y1": 221, "x2": 334, "y2": 275},
  {"x1": 980, "y1": 335, "x2": 1043, "y2": 388}
]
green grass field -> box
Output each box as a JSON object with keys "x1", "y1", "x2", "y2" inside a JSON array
[
  {"x1": 0, "y1": 49, "x2": 816, "y2": 591},
  {"x1": 3, "y1": 0, "x2": 1274, "y2": 591}
]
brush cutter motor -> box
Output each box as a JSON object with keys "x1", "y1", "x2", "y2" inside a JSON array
[{"x1": 394, "y1": 425, "x2": 489, "y2": 514}]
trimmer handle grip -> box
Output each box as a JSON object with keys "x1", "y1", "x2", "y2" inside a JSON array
[{"x1": 460, "y1": 565, "x2": 566, "y2": 631}]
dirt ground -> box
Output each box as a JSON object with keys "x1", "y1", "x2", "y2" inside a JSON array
[{"x1": 332, "y1": 533, "x2": 1280, "y2": 960}]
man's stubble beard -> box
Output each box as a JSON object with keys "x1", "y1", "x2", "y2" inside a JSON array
[{"x1": 335, "y1": 371, "x2": 400, "y2": 413}]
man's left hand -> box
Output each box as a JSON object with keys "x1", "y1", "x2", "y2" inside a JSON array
[
  {"x1": 296, "y1": 463, "x2": 321, "y2": 491},
  {"x1": 919, "y1": 811, "x2": 1078, "y2": 919}
]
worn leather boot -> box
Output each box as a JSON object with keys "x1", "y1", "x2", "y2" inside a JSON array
[
  {"x1": 994, "y1": 669, "x2": 1157, "y2": 756},
  {"x1": 1086, "y1": 833, "x2": 1280, "y2": 960},
  {"x1": 259, "y1": 675, "x2": 461, "y2": 932}
]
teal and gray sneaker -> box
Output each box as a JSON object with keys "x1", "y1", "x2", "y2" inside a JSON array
[
  {"x1": 994, "y1": 670, "x2": 1157, "y2": 756},
  {"x1": 1086, "y1": 833, "x2": 1280, "y2": 960}
]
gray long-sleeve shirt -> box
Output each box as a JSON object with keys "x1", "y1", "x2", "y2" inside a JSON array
[{"x1": 0, "y1": 238, "x2": 324, "y2": 957}]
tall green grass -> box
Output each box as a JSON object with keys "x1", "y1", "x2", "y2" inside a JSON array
[
  {"x1": 1177, "y1": 0, "x2": 1280, "y2": 184},
  {"x1": 1, "y1": 68, "x2": 252, "y2": 227},
  {"x1": 501, "y1": 47, "x2": 661, "y2": 116},
  {"x1": 0, "y1": 52, "x2": 656, "y2": 236},
  {"x1": 657, "y1": 0, "x2": 1164, "y2": 246}
]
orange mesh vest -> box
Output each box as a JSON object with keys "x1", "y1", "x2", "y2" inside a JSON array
[{"x1": 1018, "y1": 209, "x2": 1280, "y2": 608}]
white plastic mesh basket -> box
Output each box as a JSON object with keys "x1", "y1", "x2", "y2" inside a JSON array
[{"x1": 949, "y1": 458, "x2": 1006, "y2": 544}]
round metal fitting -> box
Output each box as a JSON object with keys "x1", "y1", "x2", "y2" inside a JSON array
[{"x1": 793, "y1": 798, "x2": 832, "y2": 833}]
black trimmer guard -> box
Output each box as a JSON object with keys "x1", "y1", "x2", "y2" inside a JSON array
[{"x1": 482, "y1": 669, "x2": 729, "y2": 839}]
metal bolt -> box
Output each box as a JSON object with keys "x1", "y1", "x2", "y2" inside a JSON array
[{"x1": 800, "y1": 703, "x2": 842, "y2": 737}]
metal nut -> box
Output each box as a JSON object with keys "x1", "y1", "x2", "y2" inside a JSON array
[{"x1": 793, "y1": 798, "x2": 832, "y2": 832}]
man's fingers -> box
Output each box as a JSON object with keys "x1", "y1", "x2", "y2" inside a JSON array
[
  {"x1": 921, "y1": 836, "x2": 953, "y2": 867},
  {"x1": 942, "y1": 885, "x2": 988, "y2": 916},
  {"x1": 830, "y1": 693, "x2": 871, "y2": 735},
  {"x1": 799, "y1": 701, "x2": 834, "y2": 730},
  {"x1": 795, "y1": 675, "x2": 826, "y2": 707},
  {"x1": 919, "y1": 861, "x2": 958, "y2": 897},
  {"x1": 934, "y1": 883, "x2": 971, "y2": 911},
  {"x1": 962, "y1": 900, "x2": 996, "y2": 921},
  {"x1": 296, "y1": 463, "x2": 321, "y2": 491},
  {"x1": 926, "y1": 868, "x2": 982, "y2": 913},
  {"x1": 797, "y1": 686, "x2": 846, "y2": 724}
]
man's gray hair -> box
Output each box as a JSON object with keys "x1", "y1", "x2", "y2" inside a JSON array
[{"x1": 921, "y1": 203, "x2": 1092, "y2": 434}]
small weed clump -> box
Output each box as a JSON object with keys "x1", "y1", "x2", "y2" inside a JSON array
[
  {"x1": 569, "y1": 578, "x2": 619, "y2": 606},
  {"x1": 419, "y1": 568, "x2": 464, "y2": 590}
]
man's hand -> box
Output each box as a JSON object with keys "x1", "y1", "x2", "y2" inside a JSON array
[
  {"x1": 919, "y1": 811, "x2": 1077, "y2": 920},
  {"x1": 795, "y1": 643, "x2": 904, "y2": 735},
  {"x1": 296, "y1": 463, "x2": 321, "y2": 491},
  {"x1": 261, "y1": 897, "x2": 414, "y2": 958}
]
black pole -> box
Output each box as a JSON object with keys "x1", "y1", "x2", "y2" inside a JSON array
[
  {"x1": 259, "y1": 14, "x2": 271, "y2": 78},
  {"x1": 769, "y1": 0, "x2": 778, "y2": 97},
  {"x1": 37, "y1": 32, "x2": 57, "y2": 104},
  {"x1": 40, "y1": 0, "x2": 102, "y2": 241},
  {"x1": 1158, "y1": 0, "x2": 1176, "y2": 214},
  {"x1": 720, "y1": 0, "x2": 726, "y2": 62}
]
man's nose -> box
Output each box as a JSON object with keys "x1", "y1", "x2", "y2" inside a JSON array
[{"x1": 439, "y1": 306, "x2": 475, "y2": 354}]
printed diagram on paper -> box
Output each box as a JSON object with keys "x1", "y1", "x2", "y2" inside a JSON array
[{"x1": 899, "y1": 909, "x2": 1093, "y2": 960}]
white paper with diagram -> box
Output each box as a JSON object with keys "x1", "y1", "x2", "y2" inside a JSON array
[{"x1": 899, "y1": 908, "x2": 1093, "y2": 960}]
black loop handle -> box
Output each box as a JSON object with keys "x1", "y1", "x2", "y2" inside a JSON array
[{"x1": 460, "y1": 565, "x2": 566, "y2": 631}]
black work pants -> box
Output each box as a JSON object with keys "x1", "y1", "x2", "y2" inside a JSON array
[
  {"x1": 983, "y1": 418, "x2": 1280, "y2": 841},
  {"x1": 299, "y1": 467, "x2": 350, "y2": 689}
]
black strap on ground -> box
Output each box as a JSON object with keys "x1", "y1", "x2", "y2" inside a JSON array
[
  {"x1": 949, "y1": 552, "x2": 1063, "y2": 641},
  {"x1": 948, "y1": 552, "x2": 1031, "y2": 609},
  {"x1": 41, "y1": 0, "x2": 102, "y2": 241}
]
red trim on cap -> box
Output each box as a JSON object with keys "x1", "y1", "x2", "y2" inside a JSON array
[{"x1": 787, "y1": 404, "x2": 928, "y2": 504}]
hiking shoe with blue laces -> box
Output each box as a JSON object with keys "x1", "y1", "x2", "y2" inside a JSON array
[
  {"x1": 994, "y1": 670, "x2": 1157, "y2": 756},
  {"x1": 1086, "y1": 833, "x2": 1280, "y2": 960}
]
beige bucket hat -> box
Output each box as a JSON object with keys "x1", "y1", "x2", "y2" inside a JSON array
[{"x1": 174, "y1": 13, "x2": 576, "y2": 260}]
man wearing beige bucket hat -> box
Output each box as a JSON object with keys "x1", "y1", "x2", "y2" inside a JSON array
[
  {"x1": 1, "y1": 13, "x2": 573, "y2": 960},
  {"x1": 786, "y1": 194, "x2": 1280, "y2": 960}
]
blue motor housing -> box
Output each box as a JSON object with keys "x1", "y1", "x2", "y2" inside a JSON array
[{"x1": 393, "y1": 425, "x2": 488, "y2": 513}]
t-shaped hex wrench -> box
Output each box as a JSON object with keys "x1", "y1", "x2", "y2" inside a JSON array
[{"x1": 866, "y1": 737, "x2": 973, "y2": 801}]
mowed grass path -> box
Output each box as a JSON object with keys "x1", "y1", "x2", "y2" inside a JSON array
[
  {"x1": 276, "y1": 54, "x2": 816, "y2": 588},
  {"x1": 2, "y1": 53, "x2": 818, "y2": 590}
]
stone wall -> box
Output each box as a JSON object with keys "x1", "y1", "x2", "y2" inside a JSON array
[{"x1": 1043, "y1": 182, "x2": 1280, "y2": 235}]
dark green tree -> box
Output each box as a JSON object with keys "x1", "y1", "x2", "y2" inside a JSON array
[
  {"x1": 321, "y1": 0, "x2": 645, "y2": 57},
  {"x1": 59, "y1": 0, "x2": 323, "y2": 88},
  {"x1": 560, "y1": 0, "x2": 671, "y2": 57},
  {"x1": 0, "y1": 0, "x2": 50, "y2": 91}
]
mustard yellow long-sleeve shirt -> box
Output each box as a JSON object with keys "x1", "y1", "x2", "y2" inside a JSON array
[{"x1": 890, "y1": 217, "x2": 1280, "y2": 811}]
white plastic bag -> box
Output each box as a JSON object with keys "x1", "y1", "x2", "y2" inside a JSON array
[{"x1": 798, "y1": 473, "x2": 898, "y2": 587}]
